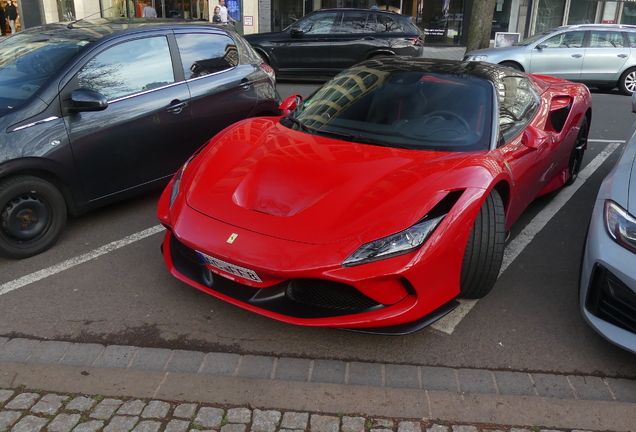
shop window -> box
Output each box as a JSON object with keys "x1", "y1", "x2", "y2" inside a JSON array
[
  {"x1": 589, "y1": 31, "x2": 626, "y2": 48},
  {"x1": 77, "y1": 36, "x2": 175, "y2": 101},
  {"x1": 176, "y1": 33, "x2": 238, "y2": 79},
  {"x1": 535, "y1": 0, "x2": 566, "y2": 33},
  {"x1": 567, "y1": 0, "x2": 597, "y2": 25}
]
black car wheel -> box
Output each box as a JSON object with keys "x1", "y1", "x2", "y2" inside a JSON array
[
  {"x1": 618, "y1": 67, "x2": 636, "y2": 95},
  {"x1": 459, "y1": 189, "x2": 505, "y2": 299},
  {"x1": 565, "y1": 117, "x2": 589, "y2": 186},
  {"x1": 0, "y1": 176, "x2": 67, "y2": 259}
]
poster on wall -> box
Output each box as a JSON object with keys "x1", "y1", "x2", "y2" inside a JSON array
[
  {"x1": 227, "y1": 0, "x2": 241, "y2": 22},
  {"x1": 494, "y1": 32, "x2": 520, "y2": 47}
]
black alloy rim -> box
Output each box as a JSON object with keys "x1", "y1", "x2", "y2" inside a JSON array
[{"x1": 570, "y1": 123, "x2": 588, "y2": 181}]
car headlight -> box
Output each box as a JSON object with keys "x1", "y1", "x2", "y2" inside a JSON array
[
  {"x1": 465, "y1": 55, "x2": 488, "y2": 62},
  {"x1": 342, "y1": 215, "x2": 445, "y2": 267},
  {"x1": 605, "y1": 200, "x2": 636, "y2": 254}
]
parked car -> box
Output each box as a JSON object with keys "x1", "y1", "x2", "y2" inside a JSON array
[
  {"x1": 158, "y1": 58, "x2": 592, "y2": 334},
  {"x1": 244, "y1": 8, "x2": 423, "y2": 79},
  {"x1": 0, "y1": 18, "x2": 280, "y2": 259},
  {"x1": 579, "y1": 93, "x2": 636, "y2": 354},
  {"x1": 464, "y1": 24, "x2": 636, "y2": 95}
]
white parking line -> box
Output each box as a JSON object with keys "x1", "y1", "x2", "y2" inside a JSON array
[
  {"x1": 431, "y1": 142, "x2": 622, "y2": 335},
  {"x1": 0, "y1": 225, "x2": 165, "y2": 297},
  {"x1": 588, "y1": 139, "x2": 626, "y2": 143}
]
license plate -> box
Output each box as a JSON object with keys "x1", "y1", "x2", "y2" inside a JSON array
[{"x1": 197, "y1": 251, "x2": 262, "y2": 283}]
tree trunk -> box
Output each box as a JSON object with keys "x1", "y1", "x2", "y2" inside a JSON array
[{"x1": 464, "y1": 0, "x2": 499, "y2": 54}]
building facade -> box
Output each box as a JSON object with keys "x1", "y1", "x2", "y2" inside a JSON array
[{"x1": 11, "y1": 0, "x2": 636, "y2": 45}]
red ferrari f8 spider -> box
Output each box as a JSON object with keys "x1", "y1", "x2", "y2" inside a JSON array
[{"x1": 158, "y1": 58, "x2": 592, "y2": 334}]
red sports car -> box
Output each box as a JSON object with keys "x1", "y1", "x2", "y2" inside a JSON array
[{"x1": 158, "y1": 58, "x2": 591, "y2": 334}]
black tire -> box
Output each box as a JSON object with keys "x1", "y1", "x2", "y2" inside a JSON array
[
  {"x1": 565, "y1": 117, "x2": 589, "y2": 186},
  {"x1": 595, "y1": 85, "x2": 615, "y2": 92},
  {"x1": 0, "y1": 175, "x2": 67, "y2": 259},
  {"x1": 499, "y1": 61, "x2": 523, "y2": 72},
  {"x1": 618, "y1": 67, "x2": 636, "y2": 95},
  {"x1": 459, "y1": 190, "x2": 506, "y2": 299}
]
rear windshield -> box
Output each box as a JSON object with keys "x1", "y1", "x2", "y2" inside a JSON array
[
  {"x1": 0, "y1": 32, "x2": 90, "y2": 116},
  {"x1": 284, "y1": 68, "x2": 493, "y2": 152}
]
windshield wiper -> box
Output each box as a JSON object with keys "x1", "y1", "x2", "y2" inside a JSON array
[
  {"x1": 284, "y1": 116, "x2": 315, "y2": 134},
  {"x1": 314, "y1": 129, "x2": 413, "y2": 149}
]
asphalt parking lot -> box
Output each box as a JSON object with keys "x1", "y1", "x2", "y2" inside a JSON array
[{"x1": 0, "y1": 85, "x2": 635, "y2": 384}]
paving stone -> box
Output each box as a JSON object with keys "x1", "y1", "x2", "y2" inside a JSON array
[
  {"x1": 372, "y1": 419, "x2": 393, "y2": 428},
  {"x1": 274, "y1": 358, "x2": 311, "y2": 382},
  {"x1": 420, "y1": 366, "x2": 457, "y2": 392},
  {"x1": 457, "y1": 369, "x2": 496, "y2": 394},
  {"x1": 398, "y1": 421, "x2": 421, "y2": 432},
  {"x1": 165, "y1": 420, "x2": 190, "y2": 432},
  {"x1": 194, "y1": 407, "x2": 224, "y2": 429},
  {"x1": 310, "y1": 360, "x2": 346, "y2": 384},
  {"x1": 539, "y1": 430, "x2": 564, "y2": 432},
  {"x1": 226, "y1": 408, "x2": 251, "y2": 424},
  {"x1": 309, "y1": 415, "x2": 339, "y2": 432},
  {"x1": 385, "y1": 365, "x2": 419, "y2": 389},
  {"x1": 341, "y1": 416, "x2": 364, "y2": 432},
  {"x1": 236, "y1": 356, "x2": 275, "y2": 380},
  {"x1": 200, "y1": 353, "x2": 240, "y2": 376},
  {"x1": 66, "y1": 397, "x2": 95, "y2": 412},
  {"x1": 606, "y1": 377, "x2": 636, "y2": 403},
  {"x1": 280, "y1": 412, "x2": 308, "y2": 430},
  {"x1": 173, "y1": 404, "x2": 197, "y2": 419},
  {"x1": 131, "y1": 421, "x2": 161, "y2": 432},
  {"x1": 426, "y1": 426, "x2": 449, "y2": 432},
  {"x1": 118, "y1": 401, "x2": 146, "y2": 416},
  {"x1": 0, "y1": 338, "x2": 8, "y2": 348},
  {"x1": 532, "y1": 374, "x2": 575, "y2": 399},
  {"x1": 104, "y1": 416, "x2": 139, "y2": 432},
  {"x1": 221, "y1": 425, "x2": 247, "y2": 432},
  {"x1": 47, "y1": 413, "x2": 81, "y2": 432},
  {"x1": 31, "y1": 394, "x2": 68, "y2": 415},
  {"x1": 251, "y1": 410, "x2": 281, "y2": 432},
  {"x1": 279, "y1": 429, "x2": 304, "y2": 432},
  {"x1": 90, "y1": 399, "x2": 124, "y2": 419},
  {"x1": 451, "y1": 427, "x2": 478, "y2": 432},
  {"x1": 93, "y1": 345, "x2": 137, "y2": 369},
  {"x1": 510, "y1": 429, "x2": 532, "y2": 432},
  {"x1": 58, "y1": 344, "x2": 105, "y2": 367},
  {"x1": 141, "y1": 401, "x2": 170, "y2": 419},
  {"x1": 0, "y1": 411, "x2": 21, "y2": 431},
  {"x1": 5, "y1": 393, "x2": 40, "y2": 410},
  {"x1": 130, "y1": 348, "x2": 172, "y2": 371},
  {"x1": 0, "y1": 390, "x2": 14, "y2": 403},
  {"x1": 73, "y1": 421, "x2": 104, "y2": 432},
  {"x1": 568, "y1": 375, "x2": 614, "y2": 401},
  {"x1": 493, "y1": 371, "x2": 536, "y2": 396},
  {"x1": 370, "y1": 428, "x2": 392, "y2": 432},
  {"x1": 26, "y1": 341, "x2": 72, "y2": 365},
  {"x1": 0, "y1": 338, "x2": 40, "y2": 362},
  {"x1": 11, "y1": 415, "x2": 48, "y2": 432},
  {"x1": 165, "y1": 350, "x2": 206, "y2": 374},
  {"x1": 348, "y1": 362, "x2": 382, "y2": 386}
]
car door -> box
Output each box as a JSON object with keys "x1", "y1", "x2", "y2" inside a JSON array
[
  {"x1": 274, "y1": 11, "x2": 337, "y2": 71},
  {"x1": 328, "y1": 11, "x2": 377, "y2": 70},
  {"x1": 174, "y1": 31, "x2": 259, "y2": 147},
  {"x1": 61, "y1": 33, "x2": 194, "y2": 201},
  {"x1": 529, "y1": 30, "x2": 586, "y2": 80},
  {"x1": 580, "y1": 30, "x2": 631, "y2": 82}
]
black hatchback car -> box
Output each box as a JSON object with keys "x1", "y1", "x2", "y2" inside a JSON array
[
  {"x1": 0, "y1": 18, "x2": 281, "y2": 259},
  {"x1": 244, "y1": 8, "x2": 424, "y2": 78}
]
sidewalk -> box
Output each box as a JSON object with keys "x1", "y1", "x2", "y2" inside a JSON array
[{"x1": 1, "y1": 338, "x2": 635, "y2": 432}]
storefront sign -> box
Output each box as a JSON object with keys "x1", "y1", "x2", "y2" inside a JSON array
[{"x1": 244, "y1": 16, "x2": 253, "y2": 26}]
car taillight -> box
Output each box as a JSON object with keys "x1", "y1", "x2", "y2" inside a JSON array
[
  {"x1": 406, "y1": 37, "x2": 423, "y2": 46},
  {"x1": 260, "y1": 62, "x2": 276, "y2": 86}
]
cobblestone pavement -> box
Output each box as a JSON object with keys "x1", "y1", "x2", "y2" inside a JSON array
[{"x1": 0, "y1": 388, "x2": 602, "y2": 432}]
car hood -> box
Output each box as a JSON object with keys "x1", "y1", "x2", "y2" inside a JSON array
[{"x1": 185, "y1": 118, "x2": 470, "y2": 244}]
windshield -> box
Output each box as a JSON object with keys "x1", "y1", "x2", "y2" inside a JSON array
[
  {"x1": 284, "y1": 68, "x2": 493, "y2": 152},
  {"x1": 515, "y1": 30, "x2": 554, "y2": 46},
  {"x1": 0, "y1": 32, "x2": 91, "y2": 116}
]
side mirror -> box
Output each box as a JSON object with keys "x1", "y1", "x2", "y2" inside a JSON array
[
  {"x1": 536, "y1": 44, "x2": 547, "y2": 50},
  {"x1": 290, "y1": 26, "x2": 304, "y2": 37},
  {"x1": 279, "y1": 94, "x2": 304, "y2": 116},
  {"x1": 67, "y1": 89, "x2": 108, "y2": 113},
  {"x1": 522, "y1": 125, "x2": 550, "y2": 149}
]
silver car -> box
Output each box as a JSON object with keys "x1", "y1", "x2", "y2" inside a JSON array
[
  {"x1": 464, "y1": 24, "x2": 636, "y2": 95},
  {"x1": 579, "y1": 93, "x2": 636, "y2": 354}
]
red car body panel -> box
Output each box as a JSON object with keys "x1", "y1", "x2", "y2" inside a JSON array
[{"x1": 158, "y1": 64, "x2": 592, "y2": 332}]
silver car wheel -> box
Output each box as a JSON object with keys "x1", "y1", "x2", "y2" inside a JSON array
[{"x1": 619, "y1": 68, "x2": 636, "y2": 95}]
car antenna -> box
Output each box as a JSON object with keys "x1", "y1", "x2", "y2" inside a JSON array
[{"x1": 67, "y1": 7, "x2": 113, "y2": 29}]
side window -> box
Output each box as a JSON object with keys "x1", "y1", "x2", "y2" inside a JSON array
[
  {"x1": 628, "y1": 32, "x2": 636, "y2": 48},
  {"x1": 77, "y1": 36, "x2": 175, "y2": 100},
  {"x1": 176, "y1": 33, "x2": 238, "y2": 80},
  {"x1": 375, "y1": 14, "x2": 405, "y2": 33},
  {"x1": 77, "y1": 36, "x2": 175, "y2": 101},
  {"x1": 589, "y1": 31, "x2": 626, "y2": 48},
  {"x1": 296, "y1": 12, "x2": 338, "y2": 35},
  {"x1": 335, "y1": 12, "x2": 374, "y2": 33},
  {"x1": 541, "y1": 31, "x2": 585, "y2": 48},
  {"x1": 499, "y1": 76, "x2": 539, "y2": 144}
]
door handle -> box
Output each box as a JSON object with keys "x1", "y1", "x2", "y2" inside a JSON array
[
  {"x1": 618, "y1": 54, "x2": 629, "y2": 58},
  {"x1": 571, "y1": 54, "x2": 582, "y2": 58},
  {"x1": 167, "y1": 101, "x2": 188, "y2": 114},
  {"x1": 239, "y1": 78, "x2": 253, "y2": 91}
]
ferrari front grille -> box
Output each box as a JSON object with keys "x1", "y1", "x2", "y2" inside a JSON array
[
  {"x1": 286, "y1": 279, "x2": 382, "y2": 312},
  {"x1": 172, "y1": 236, "x2": 205, "y2": 265},
  {"x1": 586, "y1": 264, "x2": 636, "y2": 334}
]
